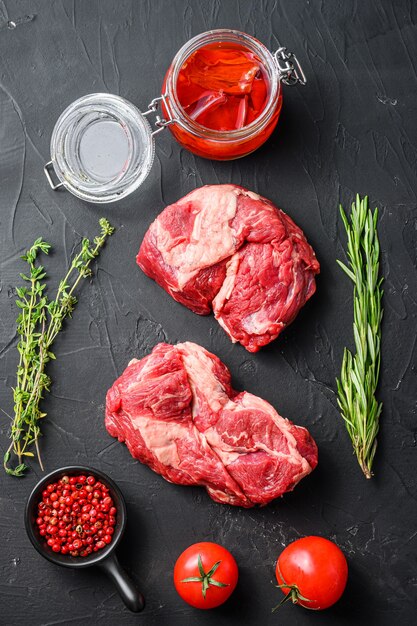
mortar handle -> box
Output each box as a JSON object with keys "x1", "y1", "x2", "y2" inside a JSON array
[{"x1": 99, "y1": 552, "x2": 145, "y2": 612}]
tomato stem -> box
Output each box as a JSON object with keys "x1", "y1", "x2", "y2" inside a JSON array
[
  {"x1": 181, "y1": 554, "x2": 229, "y2": 599},
  {"x1": 272, "y1": 583, "x2": 312, "y2": 612}
]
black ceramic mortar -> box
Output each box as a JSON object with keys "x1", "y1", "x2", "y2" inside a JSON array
[{"x1": 25, "y1": 465, "x2": 145, "y2": 612}]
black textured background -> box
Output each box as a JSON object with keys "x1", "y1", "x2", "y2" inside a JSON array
[{"x1": 1, "y1": 1, "x2": 416, "y2": 625}]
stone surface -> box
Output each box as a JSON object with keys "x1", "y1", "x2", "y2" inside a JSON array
[{"x1": 0, "y1": 1, "x2": 416, "y2": 624}]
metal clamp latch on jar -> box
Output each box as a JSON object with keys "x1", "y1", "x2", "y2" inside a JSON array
[
  {"x1": 44, "y1": 162, "x2": 64, "y2": 190},
  {"x1": 274, "y1": 47, "x2": 307, "y2": 86},
  {"x1": 142, "y1": 95, "x2": 176, "y2": 136}
]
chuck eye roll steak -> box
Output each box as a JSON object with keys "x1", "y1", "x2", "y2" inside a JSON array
[
  {"x1": 137, "y1": 185, "x2": 320, "y2": 352},
  {"x1": 105, "y1": 342, "x2": 318, "y2": 507}
]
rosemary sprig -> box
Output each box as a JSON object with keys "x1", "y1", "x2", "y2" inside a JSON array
[
  {"x1": 3, "y1": 218, "x2": 115, "y2": 477},
  {"x1": 336, "y1": 195, "x2": 383, "y2": 479}
]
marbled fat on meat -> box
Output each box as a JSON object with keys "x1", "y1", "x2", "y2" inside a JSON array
[
  {"x1": 137, "y1": 185, "x2": 320, "y2": 352},
  {"x1": 105, "y1": 342, "x2": 318, "y2": 507}
]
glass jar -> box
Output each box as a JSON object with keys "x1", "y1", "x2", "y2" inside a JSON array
[
  {"x1": 160, "y1": 29, "x2": 304, "y2": 161},
  {"x1": 44, "y1": 93, "x2": 155, "y2": 203},
  {"x1": 45, "y1": 30, "x2": 305, "y2": 202}
]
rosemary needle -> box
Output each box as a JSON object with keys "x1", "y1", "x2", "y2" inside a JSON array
[{"x1": 336, "y1": 195, "x2": 383, "y2": 479}]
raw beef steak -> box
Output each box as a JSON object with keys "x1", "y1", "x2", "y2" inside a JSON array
[
  {"x1": 137, "y1": 185, "x2": 320, "y2": 352},
  {"x1": 105, "y1": 341, "x2": 318, "y2": 507}
]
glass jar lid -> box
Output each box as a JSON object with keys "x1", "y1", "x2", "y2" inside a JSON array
[{"x1": 46, "y1": 93, "x2": 155, "y2": 203}]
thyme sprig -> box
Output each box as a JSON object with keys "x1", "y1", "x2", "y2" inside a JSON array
[
  {"x1": 3, "y1": 218, "x2": 114, "y2": 477},
  {"x1": 336, "y1": 195, "x2": 383, "y2": 479}
]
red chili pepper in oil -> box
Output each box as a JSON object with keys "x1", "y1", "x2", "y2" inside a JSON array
[{"x1": 176, "y1": 42, "x2": 269, "y2": 131}]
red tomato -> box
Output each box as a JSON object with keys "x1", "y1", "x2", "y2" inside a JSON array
[
  {"x1": 275, "y1": 536, "x2": 348, "y2": 610},
  {"x1": 174, "y1": 542, "x2": 238, "y2": 609}
]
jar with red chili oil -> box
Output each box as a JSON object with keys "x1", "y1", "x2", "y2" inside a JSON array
[
  {"x1": 44, "y1": 30, "x2": 305, "y2": 201},
  {"x1": 160, "y1": 29, "x2": 306, "y2": 160}
]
